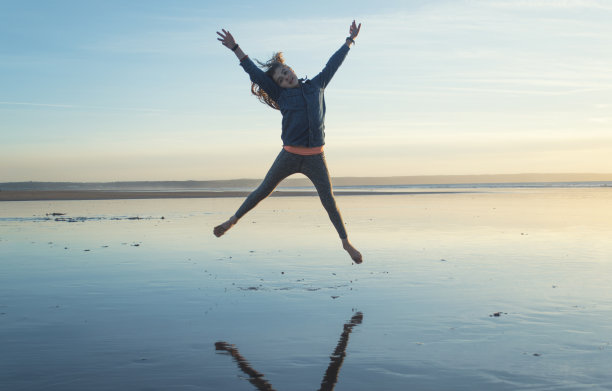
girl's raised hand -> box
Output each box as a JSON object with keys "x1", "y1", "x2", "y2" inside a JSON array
[
  {"x1": 216, "y1": 29, "x2": 236, "y2": 50},
  {"x1": 349, "y1": 20, "x2": 361, "y2": 40}
]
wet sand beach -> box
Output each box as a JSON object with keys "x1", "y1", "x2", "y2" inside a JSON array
[
  {"x1": 0, "y1": 189, "x2": 462, "y2": 202},
  {"x1": 1, "y1": 188, "x2": 611, "y2": 390}
]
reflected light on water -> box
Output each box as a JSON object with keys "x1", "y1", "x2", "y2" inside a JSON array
[{"x1": 1, "y1": 189, "x2": 611, "y2": 390}]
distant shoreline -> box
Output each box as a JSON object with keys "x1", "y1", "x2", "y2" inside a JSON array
[
  {"x1": 1, "y1": 173, "x2": 611, "y2": 192},
  {"x1": 0, "y1": 190, "x2": 467, "y2": 202}
]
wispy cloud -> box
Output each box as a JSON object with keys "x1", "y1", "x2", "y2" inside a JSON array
[
  {"x1": 429, "y1": 85, "x2": 612, "y2": 96},
  {"x1": 0, "y1": 101, "x2": 75, "y2": 109},
  {"x1": 0, "y1": 101, "x2": 167, "y2": 113},
  {"x1": 477, "y1": 0, "x2": 612, "y2": 10},
  {"x1": 82, "y1": 30, "x2": 211, "y2": 56}
]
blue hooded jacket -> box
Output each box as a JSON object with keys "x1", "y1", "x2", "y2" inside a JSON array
[{"x1": 240, "y1": 44, "x2": 350, "y2": 147}]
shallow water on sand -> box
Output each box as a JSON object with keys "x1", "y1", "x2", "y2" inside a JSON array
[{"x1": 1, "y1": 189, "x2": 612, "y2": 390}]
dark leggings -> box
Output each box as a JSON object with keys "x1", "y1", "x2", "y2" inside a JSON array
[{"x1": 235, "y1": 149, "x2": 348, "y2": 239}]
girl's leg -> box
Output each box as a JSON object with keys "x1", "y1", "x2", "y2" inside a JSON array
[
  {"x1": 302, "y1": 154, "x2": 362, "y2": 263},
  {"x1": 302, "y1": 154, "x2": 347, "y2": 238},
  {"x1": 214, "y1": 150, "x2": 298, "y2": 237}
]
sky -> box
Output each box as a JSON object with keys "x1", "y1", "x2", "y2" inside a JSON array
[{"x1": 1, "y1": 0, "x2": 611, "y2": 182}]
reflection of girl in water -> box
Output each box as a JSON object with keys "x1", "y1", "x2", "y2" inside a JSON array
[
  {"x1": 214, "y1": 21, "x2": 363, "y2": 264},
  {"x1": 215, "y1": 312, "x2": 363, "y2": 391}
]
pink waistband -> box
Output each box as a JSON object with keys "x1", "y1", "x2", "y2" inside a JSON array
[{"x1": 283, "y1": 145, "x2": 324, "y2": 156}]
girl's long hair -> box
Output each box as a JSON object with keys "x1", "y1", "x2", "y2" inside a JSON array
[{"x1": 251, "y1": 52, "x2": 285, "y2": 110}]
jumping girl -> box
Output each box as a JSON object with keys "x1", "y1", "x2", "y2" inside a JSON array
[{"x1": 214, "y1": 21, "x2": 363, "y2": 264}]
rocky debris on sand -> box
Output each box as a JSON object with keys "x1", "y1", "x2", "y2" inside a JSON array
[{"x1": 490, "y1": 312, "x2": 508, "y2": 317}]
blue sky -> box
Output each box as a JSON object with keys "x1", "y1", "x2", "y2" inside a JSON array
[{"x1": 1, "y1": 0, "x2": 611, "y2": 181}]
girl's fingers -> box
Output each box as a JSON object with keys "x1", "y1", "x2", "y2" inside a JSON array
[
  {"x1": 349, "y1": 20, "x2": 360, "y2": 36},
  {"x1": 349, "y1": 21, "x2": 361, "y2": 37},
  {"x1": 216, "y1": 29, "x2": 231, "y2": 38}
]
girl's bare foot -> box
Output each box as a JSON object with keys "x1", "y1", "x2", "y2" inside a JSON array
[
  {"x1": 214, "y1": 215, "x2": 238, "y2": 237},
  {"x1": 342, "y1": 238, "x2": 363, "y2": 264}
]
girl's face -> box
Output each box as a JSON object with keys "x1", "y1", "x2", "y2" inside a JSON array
[{"x1": 272, "y1": 65, "x2": 299, "y2": 88}]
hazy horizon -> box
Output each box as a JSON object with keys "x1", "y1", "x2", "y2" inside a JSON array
[{"x1": 2, "y1": 172, "x2": 611, "y2": 191}]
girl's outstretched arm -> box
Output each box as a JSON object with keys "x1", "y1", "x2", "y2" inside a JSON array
[
  {"x1": 216, "y1": 28, "x2": 281, "y2": 103},
  {"x1": 216, "y1": 29, "x2": 247, "y2": 61},
  {"x1": 313, "y1": 20, "x2": 362, "y2": 89}
]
